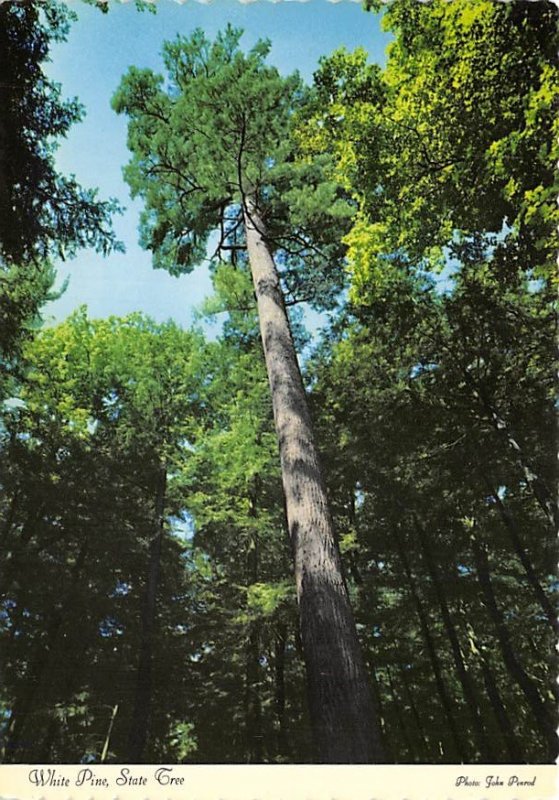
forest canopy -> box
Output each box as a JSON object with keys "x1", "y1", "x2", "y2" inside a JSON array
[{"x1": 0, "y1": 0, "x2": 557, "y2": 766}]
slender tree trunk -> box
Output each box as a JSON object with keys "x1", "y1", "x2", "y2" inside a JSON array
[
  {"x1": 470, "y1": 631, "x2": 524, "y2": 763},
  {"x1": 368, "y1": 664, "x2": 392, "y2": 762},
  {"x1": 471, "y1": 536, "x2": 557, "y2": 760},
  {"x1": 274, "y1": 623, "x2": 289, "y2": 760},
  {"x1": 245, "y1": 623, "x2": 263, "y2": 763},
  {"x1": 101, "y1": 704, "x2": 119, "y2": 763},
  {"x1": 243, "y1": 200, "x2": 384, "y2": 763},
  {"x1": 127, "y1": 463, "x2": 167, "y2": 763},
  {"x1": 385, "y1": 665, "x2": 414, "y2": 761},
  {"x1": 393, "y1": 528, "x2": 466, "y2": 762},
  {"x1": 466, "y1": 376, "x2": 558, "y2": 529},
  {"x1": 413, "y1": 517, "x2": 496, "y2": 761},
  {"x1": 245, "y1": 482, "x2": 262, "y2": 763},
  {"x1": 398, "y1": 664, "x2": 430, "y2": 761},
  {"x1": 481, "y1": 474, "x2": 557, "y2": 632}
]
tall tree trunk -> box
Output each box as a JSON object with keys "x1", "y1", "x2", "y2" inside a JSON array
[
  {"x1": 471, "y1": 535, "x2": 557, "y2": 760},
  {"x1": 393, "y1": 528, "x2": 466, "y2": 762},
  {"x1": 413, "y1": 517, "x2": 496, "y2": 761},
  {"x1": 243, "y1": 200, "x2": 384, "y2": 763},
  {"x1": 481, "y1": 474, "x2": 557, "y2": 632},
  {"x1": 127, "y1": 463, "x2": 167, "y2": 763}
]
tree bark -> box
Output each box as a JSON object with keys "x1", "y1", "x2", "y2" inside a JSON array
[
  {"x1": 127, "y1": 463, "x2": 167, "y2": 763},
  {"x1": 243, "y1": 200, "x2": 384, "y2": 763}
]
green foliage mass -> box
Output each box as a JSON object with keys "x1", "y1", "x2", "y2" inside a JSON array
[
  {"x1": 0, "y1": 262, "x2": 58, "y2": 402},
  {"x1": 300, "y1": 0, "x2": 558, "y2": 298},
  {"x1": 112, "y1": 25, "x2": 354, "y2": 308}
]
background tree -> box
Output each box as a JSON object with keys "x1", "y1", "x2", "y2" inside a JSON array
[
  {"x1": 0, "y1": 0, "x2": 121, "y2": 402},
  {"x1": 0, "y1": 0, "x2": 121, "y2": 265},
  {"x1": 0, "y1": 312, "x2": 203, "y2": 762}
]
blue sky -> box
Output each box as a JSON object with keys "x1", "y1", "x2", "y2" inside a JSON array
[{"x1": 44, "y1": 0, "x2": 390, "y2": 330}]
